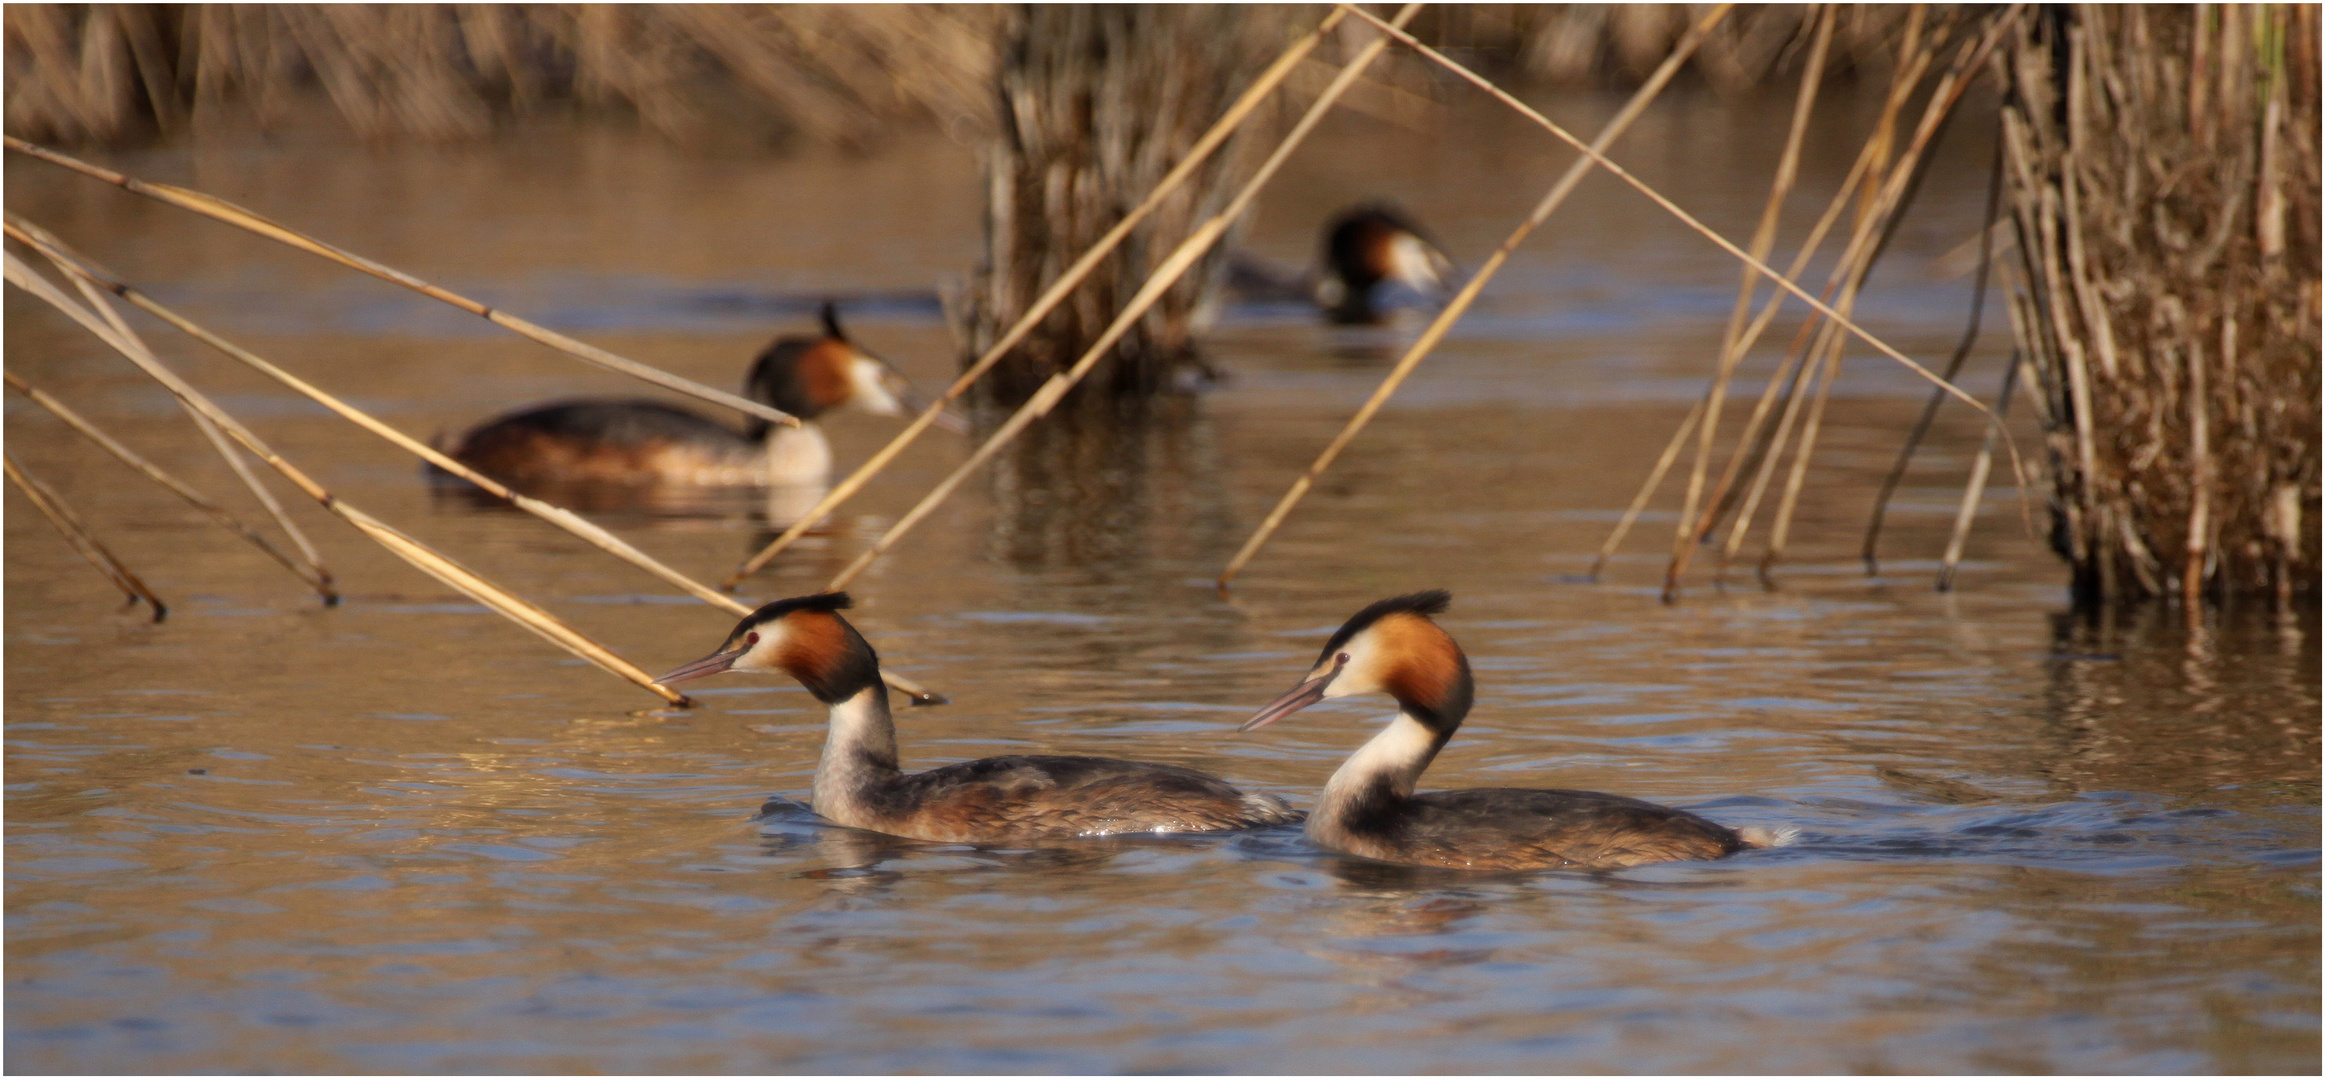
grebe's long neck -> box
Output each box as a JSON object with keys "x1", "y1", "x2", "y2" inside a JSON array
[
  {"x1": 763, "y1": 422, "x2": 833, "y2": 486},
  {"x1": 1307, "y1": 706, "x2": 1452, "y2": 841},
  {"x1": 810, "y1": 684, "x2": 899, "y2": 828}
]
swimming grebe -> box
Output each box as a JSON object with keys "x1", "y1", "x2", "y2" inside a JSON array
[
  {"x1": 1224, "y1": 203, "x2": 1453, "y2": 324},
  {"x1": 658, "y1": 593, "x2": 1300, "y2": 842},
  {"x1": 442, "y1": 304, "x2": 946, "y2": 494},
  {"x1": 1314, "y1": 204, "x2": 1454, "y2": 323},
  {"x1": 1240, "y1": 591, "x2": 1783, "y2": 871}
]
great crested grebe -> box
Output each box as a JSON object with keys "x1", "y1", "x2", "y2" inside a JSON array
[
  {"x1": 1240, "y1": 591, "x2": 1787, "y2": 872},
  {"x1": 1224, "y1": 203, "x2": 1454, "y2": 324},
  {"x1": 658, "y1": 593, "x2": 1301, "y2": 842},
  {"x1": 1313, "y1": 204, "x2": 1454, "y2": 323},
  {"x1": 441, "y1": 303, "x2": 950, "y2": 494}
]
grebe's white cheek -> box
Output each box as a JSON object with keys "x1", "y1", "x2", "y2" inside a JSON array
[
  {"x1": 1387, "y1": 233, "x2": 1443, "y2": 292},
  {"x1": 730, "y1": 623, "x2": 792, "y2": 673},
  {"x1": 847, "y1": 357, "x2": 908, "y2": 417}
]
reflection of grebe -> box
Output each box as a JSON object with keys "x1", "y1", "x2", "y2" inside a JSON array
[
  {"x1": 1230, "y1": 204, "x2": 1454, "y2": 323},
  {"x1": 1241, "y1": 591, "x2": 1790, "y2": 871},
  {"x1": 659, "y1": 593, "x2": 1300, "y2": 842},
  {"x1": 441, "y1": 304, "x2": 953, "y2": 493}
]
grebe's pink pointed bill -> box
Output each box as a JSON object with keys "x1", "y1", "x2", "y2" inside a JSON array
[
  {"x1": 1239, "y1": 654, "x2": 1347, "y2": 732},
  {"x1": 655, "y1": 645, "x2": 748, "y2": 686}
]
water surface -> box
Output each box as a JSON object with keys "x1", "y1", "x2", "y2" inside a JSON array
[{"x1": 6, "y1": 91, "x2": 2317, "y2": 1073}]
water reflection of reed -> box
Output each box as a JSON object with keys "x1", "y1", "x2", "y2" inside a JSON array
[
  {"x1": 2037, "y1": 604, "x2": 2321, "y2": 799},
  {"x1": 985, "y1": 396, "x2": 1233, "y2": 577}
]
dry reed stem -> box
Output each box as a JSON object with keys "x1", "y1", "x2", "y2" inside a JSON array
[
  {"x1": 826, "y1": 3, "x2": 1428, "y2": 594},
  {"x1": 1674, "y1": 66, "x2": 1921, "y2": 575},
  {"x1": 1687, "y1": 20, "x2": 1952, "y2": 592},
  {"x1": 4, "y1": 450, "x2": 167, "y2": 620},
  {"x1": 2, "y1": 136, "x2": 798, "y2": 432},
  {"x1": 4, "y1": 370, "x2": 328, "y2": 597},
  {"x1": 1219, "y1": 4, "x2": 1735, "y2": 592},
  {"x1": 1696, "y1": 14, "x2": 2020, "y2": 590},
  {"x1": 1940, "y1": 353, "x2": 2023, "y2": 591},
  {"x1": 1670, "y1": 4, "x2": 1836, "y2": 590},
  {"x1": 56, "y1": 255, "x2": 335, "y2": 596},
  {"x1": 1352, "y1": 6, "x2": 2030, "y2": 596},
  {"x1": 1357, "y1": 4, "x2": 2020, "y2": 437},
  {"x1": 1861, "y1": 128, "x2": 2007, "y2": 573},
  {"x1": 3, "y1": 249, "x2": 689, "y2": 706},
  {"x1": 1996, "y1": 5, "x2": 2318, "y2": 602},
  {"x1": 1597, "y1": 80, "x2": 1896, "y2": 582},
  {"x1": 1588, "y1": 395, "x2": 1703, "y2": 581},
  {"x1": 721, "y1": 6, "x2": 1355, "y2": 589}
]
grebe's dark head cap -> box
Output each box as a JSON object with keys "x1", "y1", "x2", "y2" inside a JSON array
[{"x1": 1316, "y1": 589, "x2": 1450, "y2": 666}]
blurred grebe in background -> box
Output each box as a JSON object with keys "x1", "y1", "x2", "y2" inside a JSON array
[
  {"x1": 1226, "y1": 203, "x2": 1455, "y2": 324},
  {"x1": 438, "y1": 303, "x2": 958, "y2": 502}
]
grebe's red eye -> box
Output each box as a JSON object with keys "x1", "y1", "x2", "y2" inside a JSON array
[
  {"x1": 1336, "y1": 652, "x2": 1351, "y2": 665},
  {"x1": 744, "y1": 632, "x2": 760, "y2": 646}
]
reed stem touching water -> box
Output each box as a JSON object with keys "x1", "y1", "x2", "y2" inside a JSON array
[{"x1": 4, "y1": 450, "x2": 168, "y2": 621}]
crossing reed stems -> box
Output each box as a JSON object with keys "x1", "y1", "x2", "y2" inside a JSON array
[
  {"x1": 5, "y1": 450, "x2": 168, "y2": 621},
  {"x1": 720, "y1": 5, "x2": 1355, "y2": 590},
  {"x1": 5, "y1": 370, "x2": 328, "y2": 599},
  {"x1": 4, "y1": 249, "x2": 690, "y2": 706},
  {"x1": 826, "y1": 3, "x2": 1427, "y2": 594},
  {"x1": 1218, "y1": 3, "x2": 1734, "y2": 591},
  {"x1": 5, "y1": 217, "x2": 945, "y2": 706}
]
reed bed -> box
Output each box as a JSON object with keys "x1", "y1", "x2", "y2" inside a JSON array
[
  {"x1": 1994, "y1": 5, "x2": 2320, "y2": 604},
  {"x1": 4, "y1": 4, "x2": 1003, "y2": 146},
  {"x1": 4, "y1": 4, "x2": 1935, "y2": 151}
]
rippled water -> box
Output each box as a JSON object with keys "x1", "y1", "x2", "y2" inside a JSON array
[{"x1": 7, "y1": 92, "x2": 2318, "y2": 1073}]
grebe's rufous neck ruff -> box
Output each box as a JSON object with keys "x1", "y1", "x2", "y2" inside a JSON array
[
  {"x1": 654, "y1": 592, "x2": 1301, "y2": 843},
  {"x1": 1240, "y1": 590, "x2": 1786, "y2": 872}
]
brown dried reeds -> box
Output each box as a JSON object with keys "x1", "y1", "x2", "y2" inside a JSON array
[
  {"x1": 1569, "y1": 5, "x2": 2039, "y2": 600},
  {"x1": 1994, "y1": 5, "x2": 2321, "y2": 604},
  {"x1": 959, "y1": 6, "x2": 1293, "y2": 403},
  {"x1": 4, "y1": 4, "x2": 1004, "y2": 146}
]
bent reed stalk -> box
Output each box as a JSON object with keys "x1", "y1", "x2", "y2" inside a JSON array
[{"x1": 5, "y1": 249, "x2": 690, "y2": 706}]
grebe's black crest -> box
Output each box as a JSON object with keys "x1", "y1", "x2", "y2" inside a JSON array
[
  {"x1": 725, "y1": 591, "x2": 854, "y2": 643},
  {"x1": 1318, "y1": 589, "x2": 1452, "y2": 664},
  {"x1": 819, "y1": 300, "x2": 847, "y2": 341}
]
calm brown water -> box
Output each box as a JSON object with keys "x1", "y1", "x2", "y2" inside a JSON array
[{"x1": 7, "y1": 92, "x2": 2318, "y2": 1074}]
